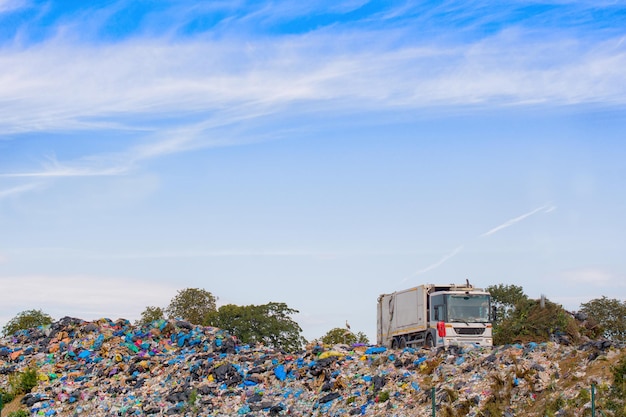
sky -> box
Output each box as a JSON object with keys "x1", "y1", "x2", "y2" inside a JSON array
[{"x1": 1, "y1": 0, "x2": 625, "y2": 343}]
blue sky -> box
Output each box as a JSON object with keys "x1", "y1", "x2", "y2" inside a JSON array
[{"x1": 1, "y1": 0, "x2": 625, "y2": 342}]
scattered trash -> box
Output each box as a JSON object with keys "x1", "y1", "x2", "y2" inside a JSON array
[{"x1": 1, "y1": 317, "x2": 624, "y2": 416}]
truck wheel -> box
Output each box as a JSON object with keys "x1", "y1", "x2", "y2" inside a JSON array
[
  {"x1": 399, "y1": 337, "x2": 406, "y2": 349},
  {"x1": 391, "y1": 338, "x2": 399, "y2": 349},
  {"x1": 424, "y1": 334, "x2": 434, "y2": 348}
]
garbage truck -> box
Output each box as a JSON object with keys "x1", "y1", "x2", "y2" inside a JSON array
[{"x1": 377, "y1": 282, "x2": 493, "y2": 348}]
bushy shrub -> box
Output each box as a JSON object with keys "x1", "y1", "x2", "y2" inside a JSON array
[
  {"x1": 321, "y1": 327, "x2": 369, "y2": 345},
  {"x1": 19, "y1": 368, "x2": 38, "y2": 394},
  {"x1": 2, "y1": 368, "x2": 37, "y2": 406},
  {"x1": 8, "y1": 368, "x2": 37, "y2": 395},
  {"x1": 494, "y1": 297, "x2": 579, "y2": 345},
  {"x1": 606, "y1": 354, "x2": 626, "y2": 416},
  {"x1": 0, "y1": 388, "x2": 16, "y2": 408}
]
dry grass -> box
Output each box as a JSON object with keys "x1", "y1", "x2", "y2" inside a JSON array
[{"x1": 1, "y1": 394, "x2": 25, "y2": 415}]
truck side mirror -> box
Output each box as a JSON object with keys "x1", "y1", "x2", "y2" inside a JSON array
[{"x1": 492, "y1": 306, "x2": 497, "y2": 322}]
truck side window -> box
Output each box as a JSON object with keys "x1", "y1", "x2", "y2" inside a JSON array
[
  {"x1": 432, "y1": 305, "x2": 443, "y2": 321},
  {"x1": 430, "y1": 295, "x2": 444, "y2": 321},
  {"x1": 436, "y1": 305, "x2": 444, "y2": 321}
]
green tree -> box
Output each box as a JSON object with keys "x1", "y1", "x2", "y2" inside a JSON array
[
  {"x1": 486, "y1": 284, "x2": 528, "y2": 326},
  {"x1": 494, "y1": 296, "x2": 579, "y2": 345},
  {"x1": 207, "y1": 302, "x2": 306, "y2": 352},
  {"x1": 321, "y1": 327, "x2": 369, "y2": 345},
  {"x1": 136, "y1": 306, "x2": 165, "y2": 326},
  {"x1": 580, "y1": 296, "x2": 626, "y2": 342},
  {"x1": 2, "y1": 309, "x2": 53, "y2": 336},
  {"x1": 166, "y1": 288, "x2": 217, "y2": 325},
  {"x1": 355, "y1": 331, "x2": 369, "y2": 344},
  {"x1": 206, "y1": 304, "x2": 251, "y2": 340}
]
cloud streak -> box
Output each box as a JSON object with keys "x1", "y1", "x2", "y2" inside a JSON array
[
  {"x1": 1, "y1": 19, "x2": 625, "y2": 133},
  {"x1": 0, "y1": 275, "x2": 179, "y2": 324},
  {"x1": 412, "y1": 245, "x2": 465, "y2": 277},
  {"x1": 1, "y1": 0, "x2": 625, "y2": 185},
  {"x1": 2, "y1": 31, "x2": 624, "y2": 180},
  {"x1": 0, "y1": 0, "x2": 26, "y2": 13},
  {"x1": 13, "y1": 248, "x2": 341, "y2": 260},
  {"x1": 410, "y1": 203, "x2": 556, "y2": 278},
  {"x1": 2, "y1": 2, "x2": 624, "y2": 196},
  {"x1": 0, "y1": 182, "x2": 40, "y2": 198},
  {"x1": 557, "y1": 267, "x2": 624, "y2": 286},
  {"x1": 480, "y1": 204, "x2": 556, "y2": 237}
]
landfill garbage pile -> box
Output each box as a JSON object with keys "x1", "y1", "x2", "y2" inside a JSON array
[{"x1": 1, "y1": 317, "x2": 625, "y2": 417}]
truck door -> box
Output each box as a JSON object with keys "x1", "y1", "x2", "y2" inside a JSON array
[{"x1": 430, "y1": 294, "x2": 445, "y2": 322}]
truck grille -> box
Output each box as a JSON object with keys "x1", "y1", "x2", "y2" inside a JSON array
[{"x1": 455, "y1": 328, "x2": 485, "y2": 335}]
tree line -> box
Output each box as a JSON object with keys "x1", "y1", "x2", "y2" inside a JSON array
[
  {"x1": 1, "y1": 288, "x2": 367, "y2": 351},
  {"x1": 3, "y1": 285, "x2": 625, "y2": 350},
  {"x1": 487, "y1": 284, "x2": 626, "y2": 345}
]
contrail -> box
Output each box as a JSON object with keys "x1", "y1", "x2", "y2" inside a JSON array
[
  {"x1": 413, "y1": 245, "x2": 464, "y2": 277},
  {"x1": 480, "y1": 204, "x2": 554, "y2": 238},
  {"x1": 405, "y1": 203, "x2": 555, "y2": 282}
]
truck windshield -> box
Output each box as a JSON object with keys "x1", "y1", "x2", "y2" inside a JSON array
[{"x1": 446, "y1": 294, "x2": 491, "y2": 323}]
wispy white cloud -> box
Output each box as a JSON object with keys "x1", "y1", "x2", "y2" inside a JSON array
[
  {"x1": 0, "y1": 275, "x2": 179, "y2": 324},
  {"x1": 2, "y1": 29, "x2": 624, "y2": 181},
  {"x1": 2, "y1": 2, "x2": 625, "y2": 184},
  {"x1": 1, "y1": 156, "x2": 131, "y2": 177},
  {"x1": 551, "y1": 293, "x2": 626, "y2": 312},
  {"x1": 480, "y1": 204, "x2": 556, "y2": 237},
  {"x1": 0, "y1": 182, "x2": 40, "y2": 198},
  {"x1": 0, "y1": 112, "x2": 274, "y2": 178},
  {"x1": 3, "y1": 246, "x2": 343, "y2": 261},
  {"x1": 1, "y1": 28, "x2": 624, "y2": 136},
  {"x1": 556, "y1": 267, "x2": 624, "y2": 286},
  {"x1": 101, "y1": 249, "x2": 335, "y2": 260},
  {"x1": 0, "y1": 0, "x2": 28, "y2": 13},
  {"x1": 550, "y1": 269, "x2": 626, "y2": 310}
]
